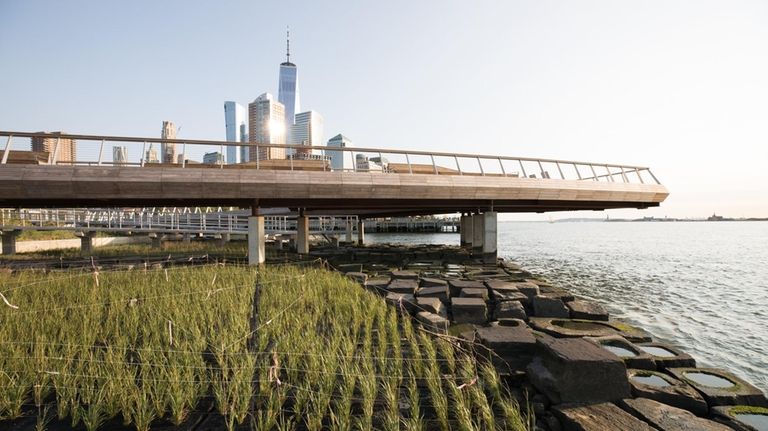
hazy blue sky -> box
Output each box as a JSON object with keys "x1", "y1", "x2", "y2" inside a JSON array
[{"x1": 1, "y1": 1, "x2": 766, "y2": 219}]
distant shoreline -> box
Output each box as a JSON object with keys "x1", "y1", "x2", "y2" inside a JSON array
[{"x1": 549, "y1": 217, "x2": 768, "y2": 223}]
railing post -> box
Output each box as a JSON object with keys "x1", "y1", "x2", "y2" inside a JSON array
[
  {"x1": 405, "y1": 153, "x2": 412, "y2": 174},
  {"x1": 97, "y1": 139, "x2": 105, "y2": 166},
  {"x1": 589, "y1": 164, "x2": 598, "y2": 181},
  {"x1": 477, "y1": 157, "x2": 485, "y2": 176},
  {"x1": 619, "y1": 166, "x2": 628, "y2": 183},
  {"x1": 141, "y1": 141, "x2": 147, "y2": 167},
  {"x1": 573, "y1": 163, "x2": 582, "y2": 180},
  {"x1": 454, "y1": 155, "x2": 463, "y2": 175},
  {"x1": 537, "y1": 160, "x2": 544, "y2": 178},
  {"x1": 605, "y1": 165, "x2": 614, "y2": 182},
  {"x1": 220, "y1": 143, "x2": 224, "y2": 169},
  {"x1": 430, "y1": 154, "x2": 438, "y2": 175},
  {"x1": 519, "y1": 160, "x2": 527, "y2": 178},
  {"x1": 50, "y1": 137, "x2": 61, "y2": 165},
  {"x1": 498, "y1": 158, "x2": 506, "y2": 176},
  {"x1": 647, "y1": 169, "x2": 660, "y2": 184},
  {"x1": 256, "y1": 145, "x2": 260, "y2": 170},
  {"x1": 181, "y1": 143, "x2": 187, "y2": 168},
  {"x1": 351, "y1": 150, "x2": 357, "y2": 172},
  {"x1": 1, "y1": 135, "x2": 13, "y2": 164},
  {"x1": 636, "y1": 168, "x2": 644, "y2": 184},
  {"x1": 290, "y1": 154, "x2": 294, "y2": 171},
  {"x1": 556, "y1": 162, "x2": 564, "y2": 179}
]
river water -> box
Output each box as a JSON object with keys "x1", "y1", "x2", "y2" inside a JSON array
[{"x1": 366, "y1": 221, "x2": 768, "y2": 393}]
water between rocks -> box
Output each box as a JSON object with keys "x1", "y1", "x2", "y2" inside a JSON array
[{"x1": 365, "y1": 220, "x2": 768, "y2": 393}]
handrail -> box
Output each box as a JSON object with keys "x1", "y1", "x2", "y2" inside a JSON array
[{"x1": 0, "y1": 130, "x2": 653, "y2": 171}]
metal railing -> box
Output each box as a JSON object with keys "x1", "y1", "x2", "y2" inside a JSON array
[
  {"x1": 0, "y1": 130, "x2": 660, "y2": 184},
  {"x1": 1, "y1": 208, "x2": 358, "y2": 235}
]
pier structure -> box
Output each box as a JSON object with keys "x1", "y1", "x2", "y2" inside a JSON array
[{"x1": 0, "y1": 131, "x2": 668, "y2": 264}]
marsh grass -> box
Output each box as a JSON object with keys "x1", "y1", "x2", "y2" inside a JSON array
[{"x1": 0, "y1": 263, "x2": 528, "y2": 430}]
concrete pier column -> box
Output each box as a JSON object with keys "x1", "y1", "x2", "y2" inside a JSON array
[
  {"x1": 460, "y1": 214, "x2": 473, "y2": 248},
  {"x1": 481, "y1": 211, "x2": 498, "y2": 263},
  {"x1": 472, "y1": 213, "x2": 484, "y2": 255},
  {"x1": 345, "y1": 219, "x2": 353, "y2": 243},
  {"x1": 76, "y1": 231, "x2": 97, "y2": 255},
  {"x1": 149, "y1": 233, "x2": 164, "y2": 249},
  {"x1": 248, "y1": 215, "x2": 265, "y2": 265},
  {"x1": 357, "y1": 219, "x2": 365, "y2": 245},
  {"x1": 1, "y1": 230, "x2": 22, "y2": 255},
  {"x1": 296, "y1": 214, "x2": 309, "y2": 254}
]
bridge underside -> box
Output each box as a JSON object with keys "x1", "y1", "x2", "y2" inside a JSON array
[{"x1": 0, "y1": 166, "x2": 668, "y2": 216}]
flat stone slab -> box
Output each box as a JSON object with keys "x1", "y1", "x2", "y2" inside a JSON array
[
  {"x1": 494, "y1": 300, "x2": 528, "y2": 320},
  {"x1": 515, "y1": 281, "x2": 540, "y2": 299},
  {"x1": 416, "y1": 285, "x2": 449, "y2": 302},
  {"x1": 627, "y1": 369, "x2": 708, "y2": 416},
  {"x1": 711, "y1": 405, "x2": 768, "y2": 431},
  {"x1": 391, "y1": 270, "x2": 419, "y2": 280},
  {"x1": 485, "y1": 279, "x2": 519, "y2": 290},
  {"x1": 567, "y1": 299, "x2": 609, "y2": 321},
  {"x1": 363, "y1": 277, "x2": 390, "y2": 294},
  {"x1": 419, "y1": 277, "x2": 448, "y2": 288},
  {"x1": 620, "y1": 397, "x2": 734, "y2": 431},
  {"x1": 528, "y1": 336, "x2": 631, "y2": 404},
  {"x1": 538, "y1": 285, "x2": 576, "y2": 302},
  {"x1": 416, "y1": 297, "x2": 444, "y2": 316},
  {"x1": 529, "y1": 318, "x2": 652, "y2": 342},
  {"x1": 475, "y1": 324, "x2": 536, "y2": 353},
  {"x1": 451, "y1": 297, "x2": 487, "y2": 324},
  {"x1": 586, "y1": 335, "x2": 655, "y2": 370},
  {"x1": 533, "y1": 296, "x2": 570, "y2": 318},
  {"x1": 385, "y1": 292, "x2": 415, "y2": 314},
  {"x1": 448, "y1": 279, "x2": 485, "y2": 297},
  {"x1": 416, "y1": 311, "x2": 448, "y2": 334},
  {"x1": 492, "y1": 289, "x2": 529, "y2": 303},
  {"x1": 386, "y1": 278, "x2": 419, "y2": 294},
  {"x1": 636, "y1": 342, "x2": 696, "y2": 369},
  {"x1": 552, "y1": 402, "x2": 654, "y2": 431},
  {"x1": 668, "y1": 367, "x2": 768, "y2": 407},
  {"x1": 460, "y1": 287, "x2": 489, "y2": 300}
]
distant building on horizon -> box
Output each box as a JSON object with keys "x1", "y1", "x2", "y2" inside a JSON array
[
  {"x1": 355, "y1": 154, "x2": 387, "y2": 173},
  {"x1": 161, "y1": 121, "x2": 177, "y2": 164},
  {"x1": 112, "y1": 146, "x2": 128, "y2": 166},
  {"x1": 326, "y1": 134, "x2": 352, "y2": 171},
  {"x1": 145, "y1": 144, "x2": 159, "y2": 163},
  {"x1": 203, "y1": 151, "x2": 224, "y2": 165},
  {"x1": 278, "y1": 29, "x2": 300, "y2": 145},
  {"x1": 290, "y1": 110, "x2": 323, "y2": 158},
  {"x1": 31, "y1": 132, "x2": 76, "y2": 164},
  {"x1": 224, "y1": 101, "x2": 248, "y2": 164},
  {"x1": 248, "y1": 93, "x2": 286, "y2": 161}
]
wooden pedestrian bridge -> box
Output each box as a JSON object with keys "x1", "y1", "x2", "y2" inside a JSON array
[{"x1": 0, "y1": 130, "x2": 668, "y2": 263}]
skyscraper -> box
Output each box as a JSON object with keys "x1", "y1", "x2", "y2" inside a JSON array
[
  {"x1": 326, "y1": 134, "x2": 352, "y2": 171},
  {"x1": 278, "y1": 29, "x2": 300, "y2": 144},
  {"x1": 248, "y1": 93, "x2": 286, "y2": 161},
  {"x1": 31, "y1": 132, "x2": 76, "y2": 164},
  {"x1": 224, "y1": 101, "x2": 248, "y2": 164},
  {"x1": 161, "y1": 121, "x2": 177, "y2": 164},
  {"x1": 290, "y1": 111, "x2": 323, "y2": 158},
  {"x1": 112, "y1": 146, "x2": 128, "y2": 166},
  {"x1": 145, "y1": 144, "x2": 159, "y2": 163}
]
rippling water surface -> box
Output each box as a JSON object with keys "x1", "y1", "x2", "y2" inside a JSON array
[{"x1": 367, "y1": 221, "x2": 768, "y2": 393}]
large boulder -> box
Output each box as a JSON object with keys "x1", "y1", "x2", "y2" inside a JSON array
[
  {"x1": 585, "y1": 335, "x2": 655, "y2": 370},
  {"x1": 385, "y1": 292, "x2": 415, "y2": 314},
  {"x1": 527, "y1": 336, "x2": 631, "y2": 404},
  {"x1": 532, "y1": 296, "x2": 570, "y2": 318},
  {"x1": 448, "y1": 279, "x2": 485, "y2": 298},
  {"x1": 416, "y1": 297, "x2": 445, "y2": 316},
  {"x1": 419, "y1": 277, "x2": 448, "y2": 288},
  {"x1": 567, "y1": 299, "x2": 609, "y2": 321},
  {"x1": 363, "y1": 277, "x2": 390, "y2": 295},
  {"x1": 494, "y1": 300, "x2": 528, "y2": 320},
  {"x1": 552, "y1": 402, "x2": 654, "y2": 431},
  {"x1": 460, "y1": 287, "x2": 489, "y2": 301},
  {"x1": 514, "y1": 281, "x2": 540, "y2": 300},
  {"x1": 475, "y1": 322, "x2": 536, "y2": 370},
  {"x1": 620, "y1": 397, "x2": 734, "y2": 431},
  {"x1": 386, "y1": 278, "x2": 418, "y2": 295},
  {"x1": 416, "y1": 285, "x2": 449, "y2": 302},
  {"x1": 391, "y1": 270, "x2": 419, "y2": 280},
  {"x1": 635, "y1": 342, "x2": 696, "y2": 369},
  {"x1": 416, "y1": 311, "x2": 449, "y2": 335},
  {"x1": 451, "y1": 297, "x2": 487, "y2": 324}
]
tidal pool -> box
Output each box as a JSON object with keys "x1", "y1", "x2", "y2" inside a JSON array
[
  {"x1": 638, "y1": 345, "x2": 676, "y2": 358},
  {"x1": 631, "y1": 374, "x2": 671, "y2": 387},
  {"x1": 602, "y1": 344, "x2": 637, "y2": 357},
  {"x1": 684, "y1": 372, "x2": 735, "y2": 388},
  {"x1": 734, "y1": 413, "x2": 768, "y2": 430}
]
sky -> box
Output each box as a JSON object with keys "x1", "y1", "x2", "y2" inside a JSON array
[{"x1": 1, "y1": 1, "x2": 767, "y2": 219}]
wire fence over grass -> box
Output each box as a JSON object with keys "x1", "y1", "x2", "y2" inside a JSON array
[{"x1": 0, "y1": 264, "x2": 530, "y2": 431}]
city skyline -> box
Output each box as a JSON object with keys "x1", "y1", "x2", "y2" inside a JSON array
[{"x1": 1, "y1": 1, "x2": 767, "y2": 218}]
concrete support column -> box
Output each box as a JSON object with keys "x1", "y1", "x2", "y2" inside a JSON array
[
  {"x1": 357, "y1": 219, "x2": 365, "y2": 245},
  {"x1": 345, "y1": 219, "x2": 353, "y2": 243},
  {"x1": 248, "y1": 215, "x2": 265, "y2": 265},
  {"x1": 472, "y1": 213, "x2": 484, "y2": 255},
  {"x1": 481, "y1": 211, "x2": 498, "y2": 263},
  {"x1": 460, "y1": 214, "x2": 473, "y2": 248},
  {"x1": 77, "y1": 231, "x2": 97, "y2": 255},
  {"x1": 149, "y1": 233, "x2": 164, "y2": 249},
  {"x1": 296, "y1": 215, "x2": 309, "y2": 254},
  {"x1": 1, "y1": 230, "x2": 22, "y2": 255}
]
